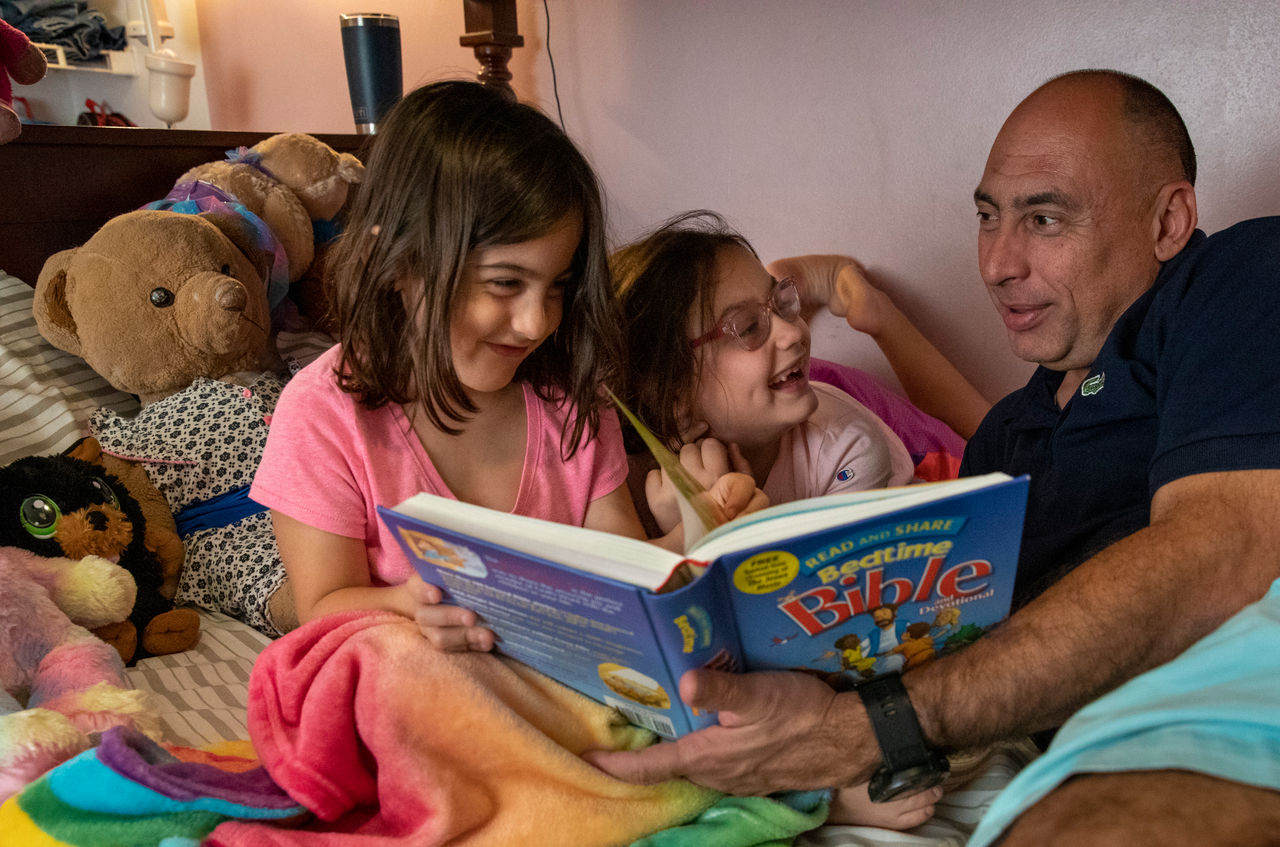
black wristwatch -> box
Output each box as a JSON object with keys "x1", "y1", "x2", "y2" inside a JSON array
[{"x1": 856, "y1": 672, "x2": 949, "y2": 802}]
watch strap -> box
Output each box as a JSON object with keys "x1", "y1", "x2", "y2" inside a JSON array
[{"x1": 856, "y1": 671, "x2": 948, "y2": 800}]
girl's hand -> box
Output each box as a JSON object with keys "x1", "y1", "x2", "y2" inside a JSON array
[
  {"x1": 765, "y1": 255, "x2": 894, "y2": 338},
  {"x1": 646, "y1": 439, "x2": 753, "y2": 534},
  {"x1": 405, "y1": 572, "x2": 496, "y2": 652},
  {"x1": 706, "y1": 469, "x2": 770, "y2": 521},
  {"x1": 765, "y1": 254, "x2": 860, "y2": 320}
]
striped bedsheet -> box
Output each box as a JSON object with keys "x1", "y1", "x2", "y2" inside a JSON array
[
  {"x1": 123, "y1": 609, "x2": 273, "y2": 748},
  {"x1": 0, "y1": 271, "x2": 140, "y2": 465}
]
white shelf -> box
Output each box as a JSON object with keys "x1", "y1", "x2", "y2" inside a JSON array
[{"x1": 37, "y1": 43, "x2": 138, "y2": 76}]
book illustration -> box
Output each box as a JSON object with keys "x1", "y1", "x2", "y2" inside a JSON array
[
  {"x1": 397, "y1": 528, "x2": 487, "y2": 578},
  {"x1": 597, "y1": 663, "x2": 671, "y2": 709},
  {"x1": 380, "y1": 471, "x2": 1028, "y2": 738}
]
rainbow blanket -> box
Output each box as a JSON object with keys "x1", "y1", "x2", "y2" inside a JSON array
[
  {"x1": 0, "y1": 727, "x2": 302, "y2": 845},
  {"x1": 0, "y1": 611, "x2": 827, "y2": 846}
]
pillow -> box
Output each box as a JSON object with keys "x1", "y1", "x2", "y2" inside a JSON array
[{"x1": 0, "y1": 271, "x2": 141, "y2": 466}]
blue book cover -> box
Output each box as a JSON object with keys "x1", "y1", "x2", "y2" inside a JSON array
[{"x1": 379, "y1": 472, "x2": 1028, "y2": 738}]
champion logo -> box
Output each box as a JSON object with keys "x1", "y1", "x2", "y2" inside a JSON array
[{"x1": 836, "y1": 468, "x2": 855, "y2": 482}]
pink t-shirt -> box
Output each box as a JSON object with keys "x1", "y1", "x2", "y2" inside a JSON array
[{"x1": 250, "y1": 345, "x2": 628, "y2": 585}]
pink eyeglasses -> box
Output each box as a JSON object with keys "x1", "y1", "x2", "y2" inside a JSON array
[{"x1": 690, "y1": 277, "x2": 802, "y2": 351}]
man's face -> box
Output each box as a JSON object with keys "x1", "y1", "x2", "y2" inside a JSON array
[
  {"x1": 872, "y1": 607, "x2": 895, "y2": 629},
  {"x1": 973, "y1": 84, "x2": 1163, "y2": 375}
]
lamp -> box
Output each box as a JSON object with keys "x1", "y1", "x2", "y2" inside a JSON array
[{"x1": 460, "y1": 0, "x2": 523, "y2": 102}]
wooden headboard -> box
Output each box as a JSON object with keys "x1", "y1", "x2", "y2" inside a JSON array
[{"x1": 0, "y1": 125, "x2": 367, "y2": 286}]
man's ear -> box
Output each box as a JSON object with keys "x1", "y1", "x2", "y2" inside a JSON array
[{"x1": 1151, "y1": 180, "x2": 1198, "y2": 262}]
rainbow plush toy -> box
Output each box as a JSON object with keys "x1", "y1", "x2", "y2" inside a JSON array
[{"x1": 0, "y1": 547, "x2": 159, "y2": 801}]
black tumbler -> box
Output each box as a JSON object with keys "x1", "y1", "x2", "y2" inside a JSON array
[{"x1": 340, "y1": 13, "x2": 403, "y2": 135}]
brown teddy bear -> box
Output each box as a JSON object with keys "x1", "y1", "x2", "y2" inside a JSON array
[
  {"x1": 29, "y1": 134, "x2": 364, "y2": 638},
  {"x1": 35, "y1": 208, "x2": 280, "y2": 404},
  {"x1": 170, "y1": 132, "x2": 365, "y2": 299},
  {"x1": 34, "y1": 208, "x2": 295, "y2": 635}
]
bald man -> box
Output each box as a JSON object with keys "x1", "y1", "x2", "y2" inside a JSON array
[{"x1": 588, "y1": 70, "x2": 1280, "y2": 843}]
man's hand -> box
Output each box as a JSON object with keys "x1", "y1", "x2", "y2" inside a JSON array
[{"x1": 584, "y1": 668, "x2": 875, "y2": 795}]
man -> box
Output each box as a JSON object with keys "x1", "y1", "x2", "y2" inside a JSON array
[
  {"x1": 587, "y1": 70, "x2": 1280, "y2": 842},
  {"x1": 863, "y1": 603, "x2": 904, "y2": 673}
]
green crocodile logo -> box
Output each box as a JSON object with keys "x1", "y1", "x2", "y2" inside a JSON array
[{"x1": 1081, "y1": 373, "x2": 1105, "y2": 396}]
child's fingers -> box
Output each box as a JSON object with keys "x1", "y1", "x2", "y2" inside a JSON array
[
  {"x1": 413, "y1": 592, "x2": 495, "y2": 652},
  {"x1": 725, "y1": 442, "x2": 752, "y2": 476},
  {"x1": 695, "y1": 438, "x2": 734, "y2": 478},
  {"x1": 709, "y1": 472, "x2": 768, "y2": 519},
  {"x1": 676, "y1": 442, "x2": 721, "y2": 489},
  {"x1": 645, "y1": 467, "x2": 683, "y2": 534},
  {"x1": 404, "y1": 572, "x2": 443, "y2": 605}
]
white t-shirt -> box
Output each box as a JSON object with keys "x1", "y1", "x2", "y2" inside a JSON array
[{"x1": 763, "y1": 382, "x2": 915, "y2": 504}]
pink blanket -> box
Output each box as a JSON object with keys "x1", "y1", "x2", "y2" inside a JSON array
[{"x1": 210, "y1": 610, "x2": 720, "y2": 846}]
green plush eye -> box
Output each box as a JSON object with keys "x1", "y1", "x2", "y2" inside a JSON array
[
  {"x1": 89, "y1": 477, "x2": 120, "y2": 508},
  {"x1": 20, "y1": 495, "x2": 60, "y2": 538}
]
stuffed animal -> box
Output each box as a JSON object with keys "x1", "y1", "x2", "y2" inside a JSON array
[
  {"x1": 33, "y1": 206, "x2": 299, "y2": 636},
  {"x1": 162, "y1": 132, "x2": 365, "y2": 328},
  {"x1": 89, "y1": 372, "x2": 298, "y2": 637},
  {"x1": 32, "y1": 207, "x2": 299, "y2": 637},
  {"x1": 32, "y1": 208, "x2": 299, "y2": 636},
  {"x1": 0, "y1": 441, "x2": 200, "y2": 662},
  {"x1": 0, "y1": 546, "x2": 161, "y2": 800},
  {"x1": 251, "y1": 132, "x2": 366, "y2": 224},
  {"x1": 0, "y1": 19, "x2": 46, "y2": 144},
  {"x1": 28, "y1": 135, "x2": 363, "y2": 639},
  {"x1": 35, "y1": 208, "x2": 281, "y2": 404}
]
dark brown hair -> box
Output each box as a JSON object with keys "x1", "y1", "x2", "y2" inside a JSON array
[
  {"x1": 611, "y1": 210, "x2": 758, "y2": 451},
  {"x1": 325, "y1": 80, "x2": 622, "y2": 455}
]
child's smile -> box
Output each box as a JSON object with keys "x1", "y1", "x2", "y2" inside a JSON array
[
  {"x1": 689, "y1": 245, "x2": 818, "y2": 451},
  {"x1": 450, "y1": 215, "x2": 580, "y2": 396}
]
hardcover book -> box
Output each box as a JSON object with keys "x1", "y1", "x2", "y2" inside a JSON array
[{"x1": 379, "y1": 471, "x2": 1028, "y2": 739}]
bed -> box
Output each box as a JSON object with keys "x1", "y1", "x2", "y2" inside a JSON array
[{"x1": 0, "y1": 125, "x2": 1032, "y2": 845}]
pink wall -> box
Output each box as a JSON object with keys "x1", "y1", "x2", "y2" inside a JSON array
[
  {"x1": 194, "y1": 0, "x2": 542, "y2": 133},
  {"x1": 196, "y1": 0, "x2": 1280, "y2": 401}
]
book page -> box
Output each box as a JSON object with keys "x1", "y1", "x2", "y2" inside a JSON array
[
  {"x1": 607, "y1": 388, "x2": 726, "y2": 550},
  {"x1": 389, "y1": 493, "x2": 683, "y2": 591},
  {"x1": 692, "y1": 473, "x2": 1015, "y2": 562}
]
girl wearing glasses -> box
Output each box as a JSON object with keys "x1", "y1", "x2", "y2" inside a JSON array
[
  {"x1": 614, "y1": 210, "x2": 969, "y2": 827},
  {"x1": 614, "y1": 211, "x2": 934, "y2": 529}
]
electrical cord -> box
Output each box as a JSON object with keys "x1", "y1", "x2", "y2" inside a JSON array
[{"x1": 542, "y1": 0, "x2": 566, "y2": 130}]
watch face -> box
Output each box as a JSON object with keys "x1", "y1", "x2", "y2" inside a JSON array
[{"x1": 868, "y1": 763, "x2": 949, "y2": 803}]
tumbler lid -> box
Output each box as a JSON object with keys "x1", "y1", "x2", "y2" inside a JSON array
[{"x1": 340, "y1": 13, "x2": 399, "y2": 28}]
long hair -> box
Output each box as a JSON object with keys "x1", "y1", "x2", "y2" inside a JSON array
[
  {"x1": 611, "y1": 210, "x2": 757, "y2": 451},
  {"x1": 326, "y1": 80, "x2": 622, "y2": 454}
]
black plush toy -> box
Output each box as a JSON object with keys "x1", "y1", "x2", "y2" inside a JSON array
[{"x1": 0, "y1": 442, "x2": 200, "y2": 662}]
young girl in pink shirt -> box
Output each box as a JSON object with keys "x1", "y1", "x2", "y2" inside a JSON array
[{"x1": 250, "y1": 83, "x2": 758, "y2": 648}]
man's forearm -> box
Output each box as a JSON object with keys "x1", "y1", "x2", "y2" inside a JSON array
[{"x1": 906, "y1": 469, "x2": 1280, "y2": 749}]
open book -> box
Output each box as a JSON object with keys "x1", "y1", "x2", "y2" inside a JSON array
[{"x1": 378, "y1": 471, "x2": 1028, "y2": 739}]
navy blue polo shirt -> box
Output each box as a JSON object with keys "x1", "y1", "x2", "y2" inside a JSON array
[{"x1": 962, "y1": 217, "x2": 1280, "y2": 603}]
